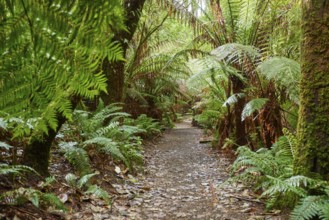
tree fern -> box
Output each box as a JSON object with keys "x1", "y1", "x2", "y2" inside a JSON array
[
  {"x1": 0, "y1": 0, "x2": 124, "y2": 136},
  {"x1": 211, "y1": 43, "x2": 261, "y2": 65},
  {"x1": 257, "y1": 56, "x2": 300, "y2": 103}
]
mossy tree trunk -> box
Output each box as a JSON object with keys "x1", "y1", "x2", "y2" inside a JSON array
[
  {"x1": 22, "y1": 119, "x2": 65, "y2": 177},
  {"x1": 102, "y1": 0, "x2": 146, "y2": 105},
  {"x1": 294, "y1": 0, "x2": 329, "y2": 180},
  {"x1": 22, "y1": 99, "x2": 79, "y2": 176}
]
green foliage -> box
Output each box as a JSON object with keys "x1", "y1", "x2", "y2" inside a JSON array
[
  {"x1": 211, "y1": 43, "x2": 261, "y2": 65},
  {"x1": 0, "y1": 163, "x2": 37, "y2": 176},
  {"x1": 70, "y1": 104, "x2": 162, "y2": 171},
  {"x1": 0, "y1": 0, "x2": 124, "y2": 137},
  {"x1": 241, "y1": 98, "x2": 269, "y2": 121},
  {"x1": 125, "y1": 114, "x2": 162, "y2": 136},
  {"x1": 257, "y1": 57, "x2": 300, "y2": 103},
  {"x1": 0, "y1": 187, "x2": 66, "y2": 211},
  {"x1": 59, "y1": 141, "x2": 92, "y2": 176},
  {"x1": 83, "y1": 137, "x2": 127, "y2": 165},
  {"x1": 231, "y1": 134, "x2": 329, "y2": 218},
  {"x1": 64, "y1": 172, "x2": 111, "y2": 204},
  {"x1": 65, "y1": 172, "x2": 98, "y2": 189},
  {"x1": 85, "y1": 185, "x2": 111, "y2": 204},
  {"x1": 0, "y1": 141, "x2": 12, "y2": 150},
  {"x1": 222, "y1": 93, "x2": 246, "y2": 107},
  {"x1": 291, "y1": 188, "x2": 329, "y2": 220}
]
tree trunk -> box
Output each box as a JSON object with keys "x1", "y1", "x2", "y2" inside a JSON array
[
  {"x1": 102, "y1": 0, "x2": 146, "y2": 105},
  {"x1": 22, "y1": 114, "x2": 67, "y2": 176},
  {"x1": 22, "y1": 99, "x2": 78, "y2": 176},
  {"x1": 231, "y1": 76, "x2": 247, "y2": 146},
  {"x1": 294, "y1": 0, "x2": 329, "y2": 179}
]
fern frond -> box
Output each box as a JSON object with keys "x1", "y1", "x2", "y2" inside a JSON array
[
  {"x1": 65, "y1": 173, "x2": 78, "y2": 188},
  {"x1": 241, "y1": 98, "x2": 268, "y2": 121},
  {"x1": 82, "y1": 137, "x2": 127, "y2": 166},
  {"x1": 0, "y1": 118, "x2": 7, "y2": 130},
  {"x1": 291, "y1": 195, "x2": 328, "y2": 220},
  {"x1": 0, "y1": 187, "x2": 66, "y2": 211},
  {"x1": 257, "y1": 56, "x2": 300, "y2": 103},
  {"x1": 262, "y1": 175, "x2": 307, "y2": 197},
  {"x1": 0, "y1": 163, "x2": 37, "y2": 175},
  {"x1": 59, "y1": 142, "x2": 92, "y2": 176},
  {"x1": 222, "y1": 93, "x2": 245, "y2": 107},
  {"x1": 77, "y1": 172, "x2": 99, "y2": 189},
  {"x1": 211, "y1": 43, "x2": 260, "y2": 65},
  {"x1": 0, "y1": 141, "x2": 13, "y2": 150},
  {"x1": 85, "y1": 185, "x2": 111, "y2": 204}
]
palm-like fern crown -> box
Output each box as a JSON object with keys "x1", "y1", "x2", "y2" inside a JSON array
[{"x1": 0, "y1": 0, "x2": 124, "y2": 136}]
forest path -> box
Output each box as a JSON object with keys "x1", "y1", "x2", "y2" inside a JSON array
[{"x1": 111, "y1": 118, "x2": 284, "y2": 220}]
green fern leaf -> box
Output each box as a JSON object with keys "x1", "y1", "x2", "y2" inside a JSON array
[
  {"x1": 0, "y1": 141, "x2": 13, "y2": 150},
  {"x1": 83, "y1": 137, "x2": 127, "y2": 164},
  {"x1": 291, "y1": 195, "x2": 327, "y2": 220},
  {"x1": 59, "y1": 142, "x2": 92, "y2": 176},
  {"x1": 77, "y1": 172, "x2": 99, "y2": 189},
  {"x1": 85, "y1": 185, "x2": 111, "y2": 204},
  {"x1": 241, "y1": 98, "x2": 268, "y2": 121},
  {"x1": 222, "y1": 93, "x2": 245, "y2": 107},
  {"x1": 65, "y1": 173, "x2": 78, "y2": 188}
]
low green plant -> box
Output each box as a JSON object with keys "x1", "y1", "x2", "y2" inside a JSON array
[
  {"x1": 65, "y1": 172, "x2": 110, "y2": 204},
  {"x1": 124, "y1": 114, "x2": 162, "y2": 137},
  {"x1": 0, "y1": 163, "x2": 37, "y2": 176},
  {"x1": 59, "y1": 141, "x2": 92, "y2": 176},
  {"x1": 291, "y1": 187, "x2": 329, "y2": 220},
  {"x1": 0, "y1": 187, "x2": 66, "y2": 211},
  {"x1": 230, "y1": 132, "x2": 329, "y2": 219}
]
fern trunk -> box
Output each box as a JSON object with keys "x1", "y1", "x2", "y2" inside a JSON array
[
  {"x1": 102, "y1": 0, "x2": 146, "y2": 105},
  {"x1": 294, "y1": 0, "x2": 329, "y2": 179},
  {"x1": 231, "y1": 76, "x2": 247, "y2": 146}
]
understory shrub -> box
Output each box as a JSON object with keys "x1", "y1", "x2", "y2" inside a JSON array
[
  {"x1": 58, "y1": 103, "x2": 162, "y2": 172},
  {"x1": 230, "y1": 132, "x2": 329, "y2": 219}
]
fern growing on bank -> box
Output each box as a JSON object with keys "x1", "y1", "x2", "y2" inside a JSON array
[
  {"x1": 65, "y1": 172, "x2": 111, "y2": 204},
  {"x1": 60, "y1": 104, "x2": 161, "y2": 171},
  {"x1": 291, "y1": 188, "x2": 329, "y2": 220},
  {"x1": 0, "y1": 187, "x2": 66, "y2": 211},
  {"x1": 0, "y1": 163, "x2": 37, "y2": 176},
  {"x1": 58, "y1": 141, "x2": 92, "y2": 176},
  {"x1": 231, "y1": 132, "x2": 329, "y2": 219}
]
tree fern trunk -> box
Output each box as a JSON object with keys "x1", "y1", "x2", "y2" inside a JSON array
[
  {"x1": 102, "y1": 0, "x2": 146, "y2": 105},
  {"x1": 294, "y1": 0, "x2": 329, "y2": 180},
  {"x1": 231, "y1": 76, "x2": 247, "y2": 146}
]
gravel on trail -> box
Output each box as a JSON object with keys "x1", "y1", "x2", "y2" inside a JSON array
[{"x1": 109, "y1": 119, "x2": 287, "y2": 220}]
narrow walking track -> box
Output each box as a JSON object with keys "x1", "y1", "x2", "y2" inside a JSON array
[{"x1": 111, "y1": 119, "x2": 285, "y2": 219}]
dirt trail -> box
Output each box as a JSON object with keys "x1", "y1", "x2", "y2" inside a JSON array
[{"x1": 111, "y1": 119, "x2": 286, "y2": 219}]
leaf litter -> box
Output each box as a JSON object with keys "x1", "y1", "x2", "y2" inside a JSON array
[{"x1": 108, "y1": 119, "x2": 288, "y2": 219}]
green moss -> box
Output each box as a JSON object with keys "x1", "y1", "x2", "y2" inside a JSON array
[{"x1": 294, "y1": 0, "x2": 329, "y2": 180}]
